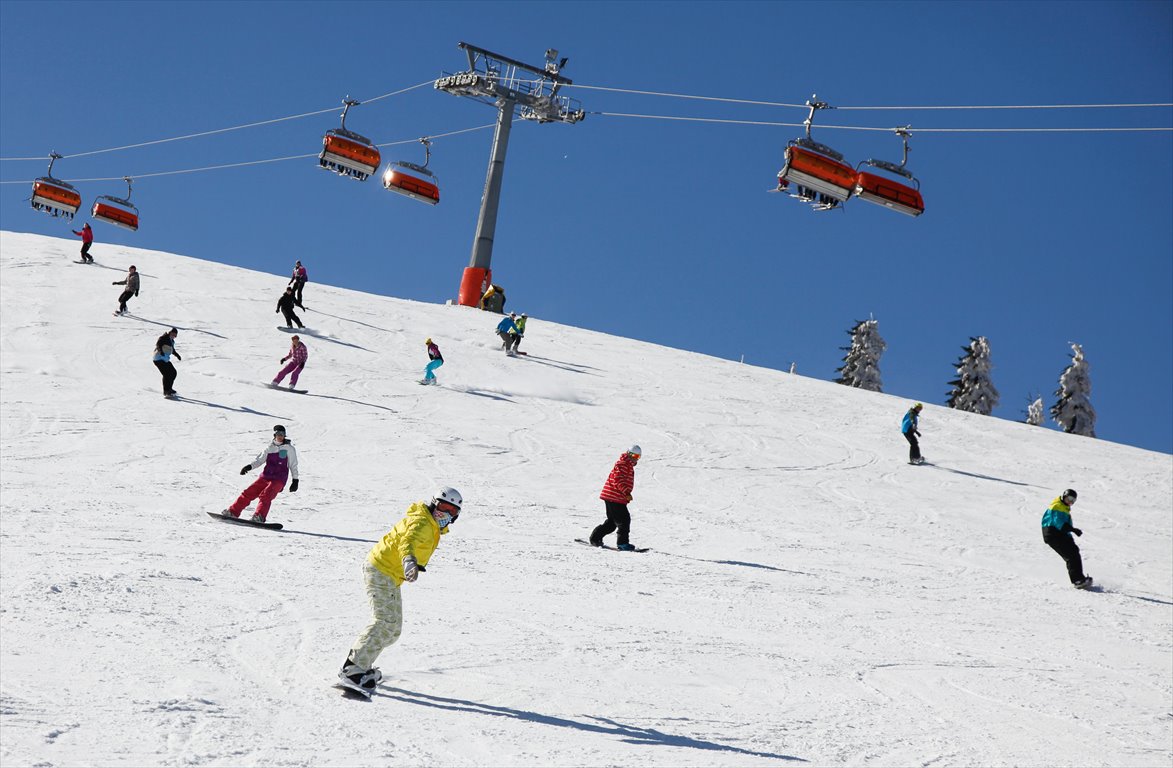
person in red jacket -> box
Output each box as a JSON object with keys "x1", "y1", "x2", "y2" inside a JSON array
[
  {"x1": 589, "y1": 445, "x2": 641, "y2": 550},
  {"x1": 71, "y1": 222, "x2": 94, "y2": 263}
]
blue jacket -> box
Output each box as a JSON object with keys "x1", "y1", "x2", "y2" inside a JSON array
[
  {"x1": 1041, "y1": 497, "x2": 1074, "y2": 533},
  {"x1": 901, "y1": 409, "x2": 919, "y2": 434},
  {"x1": 153, "y1": 333, "x2": 180, "y2": 363},
  {"x1": 496, "y1": 317, "x2": 518, "y2": 335}
]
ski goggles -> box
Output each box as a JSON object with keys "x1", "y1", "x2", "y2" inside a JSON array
[{"x1": 435, "y1": 499, "x2": 461, "y2": 520}]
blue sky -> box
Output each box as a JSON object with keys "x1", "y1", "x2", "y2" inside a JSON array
[{"x1": 2, "y1": 1, "x2": 1170, "y2": 453}]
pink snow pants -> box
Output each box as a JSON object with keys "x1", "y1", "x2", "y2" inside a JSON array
[
  {"x1": 228, "y1": 476, "x2": 285, "y2": 520},
  {"x1": 273, "y1": 361, "x2": 304, "y2": 387}
]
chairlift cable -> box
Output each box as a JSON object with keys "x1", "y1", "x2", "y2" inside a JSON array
[{"x1": 595, "y1": 111, "x2": 1173, "y2": 132}]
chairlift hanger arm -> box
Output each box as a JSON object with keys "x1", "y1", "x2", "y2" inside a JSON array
[{"x1": 457, "y1": 42, "x2": 574, "y2": 85}]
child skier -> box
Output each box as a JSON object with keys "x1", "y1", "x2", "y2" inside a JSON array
[
  {"x1": 71, "y1": 222, "x2": 94, "y2": 263},
  {"x1": 220, "y1": 425, "x2": 299, "y2": 523},
  {"x1": 589, "y1": 445, "x2": 641, "y2": 551},
  {"x1": 112, "y1": 265, "x2": 139, "y2": 315},
  {"x1": 422, "y1": 338, "x2": 443, "y2": 385},
  {"x1": 901, "y1": 403, "x2": 924, "y2": 464},
  {"x1": 152, "y1": 327, "x2": 181, "y2": 399},
  {"x1": 338, "y1": 487, "x2": 464, "y2": 697},
  {"x1": 272, "y1": 335, "x2": 308, "y2": 390},
  {"x1": 1041, "y1": 489, "x2": 1093, "y2": 589}
]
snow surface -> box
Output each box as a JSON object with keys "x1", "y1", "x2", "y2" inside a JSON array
[{"x1": 1, "y1": 230, "x2": 1170, "y2": 767}]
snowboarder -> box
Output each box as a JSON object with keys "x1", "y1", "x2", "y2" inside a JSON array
[
  {"x1": 288, "y1": 260, "x2": 308, "y2": 309},
  {"x1": 112, "y1": 265, "x2": 139, "y2": 315},
  {"x1": 71, "y1": 222, "x2": 94, "y2": 263},
  {"x1": 1042, "y1": 489, "x2": 1092, "y2": 589},
  {"x1": 221, "y1": 425, "x2": 299, "y2": 524},
  {"x1": 152, "y1": 327, "x2": 181, "y2": 398},
  {"x1": 478, "y1": 283, "x2": 506, "y2": 313},
  {"x1": 273, "y1": 335, "x2": 308, "y2": 389},
  {"x1": 422, "y1": 338, "x2": 443, "y2": 384},
  {"x1": 510, "y1": 313, "x2": 528, "y2": 354},
  {"x1": 339, "y1": 487, "x2": 464, "y2": 697},
  {"x1": 589, "y1": 445, "x2": 641, "y2": 551},
  {"x1": 496, "y1": 313, "x2": 520, "y2": 356},
  {"x1": 276, "y1": 287, "x2": 304, "y2": 329},
  {"x1": 901, "y1": 402, "x2": 924, "y2": 464}
]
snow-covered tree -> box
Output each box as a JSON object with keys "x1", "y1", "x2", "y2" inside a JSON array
[
  {"x1": 1051, "y1": 343, "x2": 1096, "y2": 437},
  {"x1": 835, "y1": 318, "x2": 886, "y2": 392},
  {"x1": 1025, "y1": 395, "x2": 1045, "y2": 426},
  {"x1": 945, "y1": 336, "x2": 1000, "y2": 415}
]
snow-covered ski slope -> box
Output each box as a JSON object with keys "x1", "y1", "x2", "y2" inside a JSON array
[{"x1": 1, "y1": 231, "x2": 1170, "y2": 767}]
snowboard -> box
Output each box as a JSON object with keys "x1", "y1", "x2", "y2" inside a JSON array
[
  {"x1": 277, "y1": 327, "x2": 306, "y2": 332},
  {"x1": 332, "y1": 681, "x2": 373, "y2": 700},
  {"x1": 267, "y1": 383, "x2": 308, "y2": 394},
  {"x1": 574, "y1": 538, "x2": 649, "y2": 553},
  {"x1": 73, "y1": 260, "x2": 96, "y2": 265},
  {"x1": 418, "y1": 379, "x2": 438, "y2": 386},
  {"x1": 1074, "y1": 576, "x2": 1095, "y2": 590},
  {"x1": 207, "y1": 510, "x2": 283, "y2": 530}
]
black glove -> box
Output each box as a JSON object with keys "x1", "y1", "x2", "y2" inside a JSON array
[
  {"x1": 915, "y1": 430, "x2": 921, "y2": 437},
  {"x1": 173, "y1": 353, "x2": 182, "y2": 361},
  {"x1": 289, "y1": 478, "x2": 299, "y2": 493},
  {"x1": 240, "y1": 464, "x2": 251, "y2": 475},
  {"x1": 112, "y1": 281, "x2": 119, "y2": 285},
  {"x1": 417, "y1": 564, "x2": 426, "y2": 573},
  {"x1": 1072, "y1": 528, "x2": 1082, "y2": 537}
]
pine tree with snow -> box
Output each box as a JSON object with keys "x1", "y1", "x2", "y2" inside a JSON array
[
  {"x1": 1051, "y1": 343, "x2": 1096, "y2": 437},
  {"x1": 945, "y1": 336, "x2": 1001, "y2": 415},
  {"x1": 834, "y1": 318, "x2": 886, "y2": 392},
  {"x1": 1025, "y1": 395, "x2": 1045, "y2": 426}
]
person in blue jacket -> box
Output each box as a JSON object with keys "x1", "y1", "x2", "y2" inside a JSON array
[
  {"x1": 901, "y1": 403, "x2": 924, "y2": 464},
  {"x1": 152, "y1": 327, "x2": 182, "y2": 399},
  {"x1": 496, "y1": 313, "x2": 520, "y2": 357},
  {"x1": 1042, "y1": 489, "x2": 1092, "y2": 589}
]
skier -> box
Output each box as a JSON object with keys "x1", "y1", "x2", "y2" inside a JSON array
[
  {"x1": 71, "y1": 222, "x2": 94, "y2": 263},
  {"x1": 1042, "y1": 489, "x2": 1093, "y2": 589},
  {"x1": 152, "y1": 327, "x2": 182, "y2": 399},
  {"x1": 510, "y1": 313, "x2": 528, "y2": 354},
  {"x1": 272, "y1": 335, "x2": 308, "y2": 390},
  {"x1": 422, "y1": 338, "x2": 443, "y2": 385},
  {"x1": 288, "y1": 260, "x2": 308, "y2": 309},
  {"x1": 112, "y1": 265, "x2": 139, "y2": 315},
  {"x1": 220, "y1": 425, "x2": 299, "y2": 524},
  {"x1": 496, "y1": 313, "x2": 520, "y2": 357},
  {"x1": 901, "y1": 402, "x2": 924, "y2": 464},
  {"x1": 589, "y1": 445, "x2": 641, "y2": 551},
  {"x1": 339, "y1": 487, "x2": 464, "y2": 697},
  {"x1": 478, "y1": 283, "x2": 506, "y2": 313},
  {"x1": 276, "y1": 286, "x2": 304, "y2": 329}
]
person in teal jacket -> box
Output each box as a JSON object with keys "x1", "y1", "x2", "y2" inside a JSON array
[
  {"x1": 901, "y1": 403, "x2": 924, "y2": 464},
  {"x1": 1042, "y1": 489, "x2": 1092, "y2": 589}
]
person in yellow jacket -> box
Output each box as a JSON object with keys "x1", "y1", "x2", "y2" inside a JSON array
[{"x1": 337, "y1": 487, "x2": 464, "y2": 697}]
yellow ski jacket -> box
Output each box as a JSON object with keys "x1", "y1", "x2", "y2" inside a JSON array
[{"x1": 367, "y1": 501, "x2": 448, "y2": 585}]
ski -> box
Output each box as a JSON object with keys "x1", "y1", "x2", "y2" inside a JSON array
[
  {"x1": 206, "y1": 510, "x2": 283, "y2": 530},
  {"x1": 574, "y1": 538, "x2": 649, "y2": 553}
]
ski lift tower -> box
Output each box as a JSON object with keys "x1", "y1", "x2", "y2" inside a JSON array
[{"x1": 435, "y1": 42, "x2": 585, "y2": 306}]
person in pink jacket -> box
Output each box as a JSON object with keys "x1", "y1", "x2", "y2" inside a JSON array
[{"x1": 272, "y1": 336, "x2": 308, "y2": 389}]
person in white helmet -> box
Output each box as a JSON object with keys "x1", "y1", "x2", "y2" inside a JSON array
[
  {"x1": 338, "y1": 487, "x2": 464, "y2": 697},
  {"x1": 589, "y1": 445, "x2": 642, "y2": 550}
]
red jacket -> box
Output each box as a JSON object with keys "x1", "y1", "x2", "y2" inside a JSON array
[
  {"x1": 600, "y1": 453, "x2": 636, "y2": 503},
  {"x1": 74, "y1": 226, "x2": 93, "y2": 244}
]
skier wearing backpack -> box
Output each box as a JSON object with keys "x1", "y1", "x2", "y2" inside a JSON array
[
  {"x1": 338, "y1": 487, "x2": 464, "y2": 697},
  {"x1": 152, "y1": 327, "x2": 181, "y2": 399},
  {"x1": 71, "y1": 222, "x2": 94, "y2": 263},
  {"x1": 272, "y1": 335, "x2": 308, "y2": 389},
  {"x1": 422, "y1": 338, "x2": 443, "y2": 385},
  {"x1": 901, "y1": 403, "x2": 924, "y2": 464},
  {"x1": 589, "y1": 445, "x2": 642, "y2": 551},
  {"x1": 1042, "y1": 489, "x2": 1093, "y2": 589},
  {"x1": 220, "y1": 424, "x2": 299, "y2": 524}
]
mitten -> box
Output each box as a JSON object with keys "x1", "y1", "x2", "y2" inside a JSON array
[
  {"x1": 1072, "y1": 528, "x2": 1083, "y2": 537},
  {"x1": 289, "y1": 478, "x2": 299, "y2": 493},
  {"x1": 280, "y1": 356, "x2": 288, "y2": 363},
  {"x1": 240, "y1": 464, "x2": 251, "y2": 475},
  {"x1": 402, "y1": 555, "x2": 419, "y2": 582}
]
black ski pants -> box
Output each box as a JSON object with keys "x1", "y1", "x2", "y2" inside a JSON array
[
  {"x1": 291, "y1": 278, "x2": 306, "y2": 307},
  {"x1": 280, "y1": 307, "x2": 303, "y2": 328},
  {"x1": 591, "y1": 501, "x2": 631, "y2": 546},
  {"x1": 80, "y1": 242, "x2": 92, "y2": 262},
  {"x1": 903, "y1": 431, "x2": 921, "y2": 461},
  {"x1": 154, "y1": 360, "x2": 178, "y2": 395},
  {"x1": 1042, "y1": 528, "x2": 1085, "y2": 584},
  {"x1": 117, "y1": 290, "x2": 135, "y2": 313}
]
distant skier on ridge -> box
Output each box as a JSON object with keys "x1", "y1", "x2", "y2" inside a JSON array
[
  {"x1": 71, "y1": 222, "x2": 94, "y2": 263},
  {"x1": 901, "y1": 403, "x2": 925, "y2": 464}
]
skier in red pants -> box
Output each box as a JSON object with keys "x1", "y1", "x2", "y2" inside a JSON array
[{"x1": 221, "y1": 425, "x2": 300, "y2": 523}]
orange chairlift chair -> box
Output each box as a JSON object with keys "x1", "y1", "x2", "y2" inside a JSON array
[
  {"x1": 854, "y1": 127, "x2": 925, "y2": 217},
  {"x1": 382, "y1": 137, "x2": 440, "y2": 205},
  {"x1": 319, "y1": 98, "x2": 381, "y2": 181},
  {"x1": 777, "y1": 97, "x2": 857, "y2": 211},
  {"x1": 30, "y1": 152, "x2": 82, "y2": 220},
  {"x1": 91, "y1": 176, "x2": 140, "y2": 231}
]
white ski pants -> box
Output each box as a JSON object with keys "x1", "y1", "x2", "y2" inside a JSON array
[{"x1": 349, "y1": 561, "x2": 403, "y2": 670}]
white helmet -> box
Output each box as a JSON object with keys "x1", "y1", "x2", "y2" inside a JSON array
[
  {"x1": 433, "y1": 486, "x2": 463, "y2": 510},
  {"x1": 627, "y1": 444, "x2": 642, "y2": 457}
]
